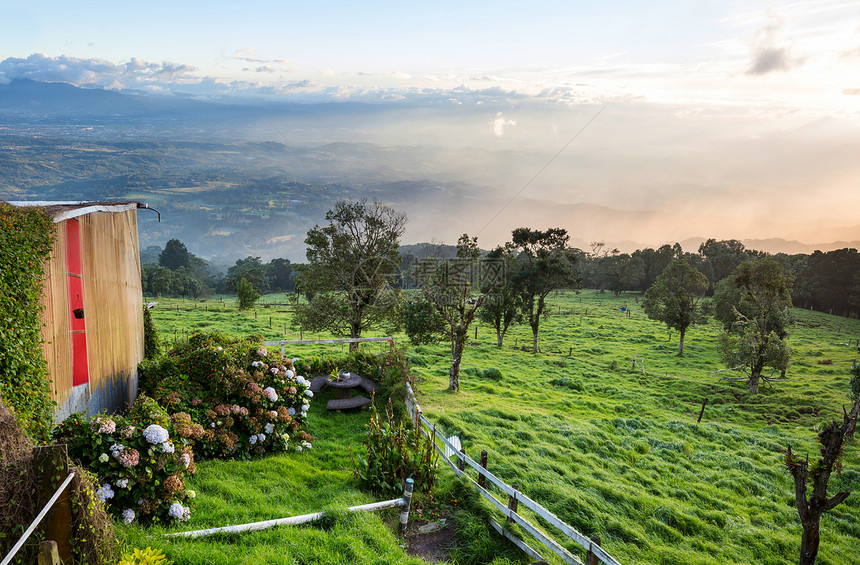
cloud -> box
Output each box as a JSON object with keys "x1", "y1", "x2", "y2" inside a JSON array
[
  {"x1": 493, "y1": 112, "x2": 516, "y2": 137},
  {"x1": 746, "y1": 13, "x2": 803, "y2": 75},
  {"x1": 843, "y1": 88, "x2": 860, "y2": 95},
  {"x1": 0, "y1": 53, "x2": 198, "y2": 87},
  {"x1": 319, "y1": 68, "x2": 335, "y2": 76}
]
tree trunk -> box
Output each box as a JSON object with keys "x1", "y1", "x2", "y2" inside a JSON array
[
  {"x1": 799, "y1": 517, "x2": 820, "y2": 565},
  {"x1": 349, "y1": 323, "x2": 361, "y2": 353},
  {"x1": 678, "y1": 328, "x2": 686, "y2": 356},
  {"x1": 749, "y1": 371, "x2": 761, "y2": 394},
  {"x1": 496, "y1": 326, "x2": 503, "y2": 348},
  {"x1": 449, "y1": 329, "x2": 467, "y2": 391},
  {"x1": 532, "y1": 326, "x2": 539, "y2": 353}
]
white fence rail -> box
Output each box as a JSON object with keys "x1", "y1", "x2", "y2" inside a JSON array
[{"x1": 406, "y1": 383, "x2": 622, "y2": 565}]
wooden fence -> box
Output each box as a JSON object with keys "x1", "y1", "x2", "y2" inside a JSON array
[
  {"x1": 406, "y1": 383, "x2": 622, "y2": 565},
  {"x1": 263, "y1": 337, "x2": 394, "y2": 357}
]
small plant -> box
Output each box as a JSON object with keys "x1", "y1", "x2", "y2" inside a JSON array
[
  {"x1": 352, "y1": 400, "x2": 437, "y2": 496},
  {"x1": 481, "y1": 368, "x2": 502, "y2": 380},
  {"x1": 118, "y1": 547, "x2": 173, "y2": 565}
]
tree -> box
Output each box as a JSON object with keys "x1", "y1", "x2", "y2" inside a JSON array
[
  {"x1": 236, "y1": 277, "x2": 261, "y2": 309},
  {"x1": 403, "y1": 294, "x2": 447, "y2": 346},
  {"x1": 598, "y1": 253, "x2": 645, "y2": 296},
  {"x1": 419, "y1": 234, "x2": 494, "y2": 391},
  {"x1": 477, "y1": 246, "x2": 523, "y2": 348},
  {"x1": 226, "y1": 256, "x2": 269, "y2": 294},
  {"x1": 714, "y1": 258, "x2": 794, "y2": 393},
  {"x1": 295, "y1": 200, "x2": 406, "y2": 352},
  {"x1": 642, "y1": 258, "x2": 709, "y2": 356},
  {"x1": 159, "y1": 239, "x2": 191, "y2": 270},
  {"x1": 266, "y1": 258, "x2": 294, "y2": 292},
  {"x1": 511, "y1": 227, "x2": 580, "y2": 353},
  {"x1": 784, "y1": 391, "x2": 860, "y2": 565}
]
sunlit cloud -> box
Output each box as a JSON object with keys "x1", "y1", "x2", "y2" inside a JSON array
[{"x1": 493, "y1": 112, "x2": 516, "y2": 137}]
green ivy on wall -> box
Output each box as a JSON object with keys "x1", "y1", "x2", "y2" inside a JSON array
[{"x1": 0, "y1": 203, "x2": 57, "y2": 443}]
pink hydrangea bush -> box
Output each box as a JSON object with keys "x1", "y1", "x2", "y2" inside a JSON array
[
  {"x1": 52, "y1": 397, "x2": 199, "y2": 524},
  {"x1": 138, "y1": 332, "x2": 314, "y2": 459}
]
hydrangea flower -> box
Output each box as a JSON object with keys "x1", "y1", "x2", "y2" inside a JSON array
[
  {"x1": 264, "y1": 423, "x2": 275, "y2": 434},
  {"x1": 302, "y1": 441, "x2": 313, "y2": 450},
  {"x1": 180, "y1": 452, "x2": 192, "y2": 469},
  {"x1": 142, "y1": 424, "x2": 169, "y2": 444},
  {"x1": 263, "y1": 387, "x2": 278, "y2": 402},
  {"x1": 251, "y1": 361, "x2": 263, "y2": 368},
  {"x1": 292, "y1": 357, "x2": 299, "y2": 365},
  {"x1": 216, "y1": 346, "x2": 223, "y2": 351},
  {"x1": 96, "y1": 484, "x2": 115, "y2": 502},
  {"x1": 98, "y1": 453, "x2": 109, "y2": 463},
  {"x1": 116, "y1": 448, "x2": 140, "y2": 468},
  {"x1": 288, "y1": 407, "x2": 296, "y2": 416},
  {"x1": 268, "y1": 410, "x2": 278, "y2": 419},
  {"x1": 257, "y1": 347, "x2": 268, "y2": 357},
  {"x1": 116, "y1": 478, "x2": 129, "y2": 489},
  {"x1": 286, "y1": 370, "x2": 295, "y2": 378},
  {"x1": 257, "y1": 433, "x2": 266, "y2": 442},
  {"x1": 161, "y1": 441, "x2": 175, "y2": 453},
  {"x1": 122, "y1": 509, "x2": 135, "y2": 524},
  {"x1": 249, "y1": 435, "x2": 258, "y2": 445},
  {"x1": 270, "y1": 367, "x2": 279, "y2": 375},
  {"x1": 120, "y1": 425, "x2": 135, "y2": 438},
  {"x1": 187, "y1": 490, "x2": 196, "y2": 499},
  {"x1": 288, "y1": 386, "x2": 297, "y2": 395},
  {"x1": 95, "y1": 417, "x2": 116, "y2": 434},
  {"x1": 110, "y1": 443, "x2": 125, "y2": 456},
  {"x1": 304, "y1": 390, "x2": 314, "y2": 398},
  {"x1": 168, "y1": 502, "x2": 191, "y2": 521}
]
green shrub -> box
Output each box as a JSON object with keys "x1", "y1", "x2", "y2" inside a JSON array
[
  {"x1": 236, "y1": 277, "x2": 261, "y2": 309},
  {"x1": 143, "y1": 306, "x2": 162, "y2": 359},
  {"x1": 0, "y1": 204, "x2": 56, "y2": 443},
  {"x1": 482, "y1": 368, "x2": 502, "y2": 380},
  {"x1": 352, "y1": 400, "x2": 437, "y2": 496},
  {"x1": 136, "y1": 332, "x2": 314, "y2": 459},
  {"x1": 53, "y1": 398, "x2": 198, "y2": 524}
]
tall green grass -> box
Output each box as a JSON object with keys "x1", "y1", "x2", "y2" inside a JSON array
[{"x1": 145, "y1": 290, "x2": 860, "y2": 564}]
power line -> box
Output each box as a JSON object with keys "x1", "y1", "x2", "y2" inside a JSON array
[{"x1": 475, "y1": 105, "x2": 604, "y2": 237}]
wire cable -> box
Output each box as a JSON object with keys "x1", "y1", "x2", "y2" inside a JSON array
[{"x1": 475, "y1": 105, "x2": 604, "y2": 236}]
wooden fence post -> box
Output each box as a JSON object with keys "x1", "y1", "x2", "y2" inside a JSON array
[
  {"x1": 33, "y1": 445, "x2": 72, "y2": 564},
  {"x1": 458, "y1": 448, "x2": 466, "y2": 472},
  {"x1": 38, "y1": 540, "x2": 60, "y2": 565},
  {"x1": 697, "y1": 397, "x2": 709, "y2": 424},
  {"x1": 585, "y1": 534, "x2": 602, "y2": 565},
  {"x1": 478, "y1": 450, "x2": 488, "y2": 488},
  {"x1": 507, "y1": 482, "x2": 520, "y2": 525}
]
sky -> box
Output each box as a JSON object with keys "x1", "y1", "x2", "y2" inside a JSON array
[{"x1": 2, "y1": 0, "x2": 859, "y2": 247}]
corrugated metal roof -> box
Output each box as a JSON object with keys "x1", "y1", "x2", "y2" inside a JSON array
[{"x1": 4, "y1": 200, "x2": 149, "y2": 223}]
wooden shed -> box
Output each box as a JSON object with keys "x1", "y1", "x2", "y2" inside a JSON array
[{"x1": 9, "y1": 201, "x2": 150, "y2": 421}]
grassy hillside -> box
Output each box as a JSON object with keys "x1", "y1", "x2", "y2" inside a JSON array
[{"x1": 143, "y1": 290, "x2": 860, "y2": 564}]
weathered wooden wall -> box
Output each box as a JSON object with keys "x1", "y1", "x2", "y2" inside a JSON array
[
  {"x1": 79, "y1": 210, "x2": 143, "y2": 414},
  {"x1": 41, "y1": 209, "x2": 144, "y2": 420},
  {"x1": 41, "y1": 221, "x2": 72, "y2": 410}
]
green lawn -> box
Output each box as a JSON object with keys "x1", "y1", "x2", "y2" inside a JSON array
[{"x1": 140, "y1": 290, "x2": 860, "y2": 565}]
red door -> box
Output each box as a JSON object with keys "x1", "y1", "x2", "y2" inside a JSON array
[{"x1": 66, "y1": 219, "x2": 89, "y2": 387}]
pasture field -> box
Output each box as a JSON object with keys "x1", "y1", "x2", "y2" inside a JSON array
[{"x1": 140, "y1": 290, "x2": 860, "y2": 565}]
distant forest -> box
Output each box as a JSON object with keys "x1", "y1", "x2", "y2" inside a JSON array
[{"x1": 140, "y1": 238, "x2": 860, "y2": 319}]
